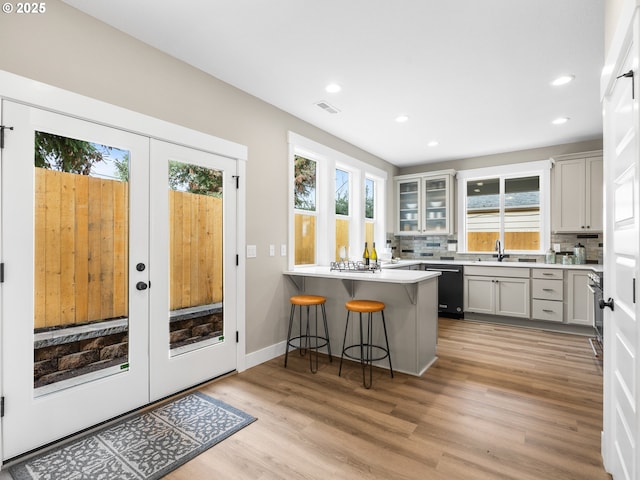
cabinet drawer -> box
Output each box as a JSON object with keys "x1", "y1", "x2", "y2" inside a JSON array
[
  {"x1": 532, "y1": 279, "x2": 563, "y2": 300},
  {"x1": 532, "y1": 268, "x2": 563, "y2": 280},
  {"x1": 532, "y1": 299, "x2": 564, "y2": 322}
]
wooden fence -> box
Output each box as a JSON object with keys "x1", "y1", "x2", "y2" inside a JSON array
[{"x1": 35, "y1": 169, "x2": 222, "y2": 329}]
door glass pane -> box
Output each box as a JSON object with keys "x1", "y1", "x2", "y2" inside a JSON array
[
  {"x1": 169, "y1": 161, "x2": 224, "y2": 355},
  {"x1": 505, "y1": 176, "x2": 540, "y2": 251},
  {"x1": 34, "y1": 131, "x2": 130, "y2": 393},
  {"x1": 467, "y1": 178, "x2": 500, "y2": 252}
]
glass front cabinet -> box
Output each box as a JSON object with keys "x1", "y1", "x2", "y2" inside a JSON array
[{"x1": 395, "y1": 170, "x2": 456, "y2": 235}]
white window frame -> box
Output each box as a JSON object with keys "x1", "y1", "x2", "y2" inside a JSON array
[
  {"x1": 456, "y1": 160, "x2": 552, "y2": 254},
  {"x1": 288, "y1": 132, "x2": 386, "y2": 268}
]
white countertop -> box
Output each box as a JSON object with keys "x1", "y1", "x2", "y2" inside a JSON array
[
  {"x1": 284, "y1": 266, "x2": 441, "y2": 284},
  {"x1": 383, "y1": 259, "x2": 603, "y2": 272}
]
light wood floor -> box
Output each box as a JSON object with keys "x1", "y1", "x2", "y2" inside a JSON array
[{"x1": 167, "y1": 318, "x2": 611, "y2": 480}]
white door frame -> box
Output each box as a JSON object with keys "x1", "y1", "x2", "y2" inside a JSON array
[{"x1": 0, "y1": 69, "x2": 247, "y2": 460}]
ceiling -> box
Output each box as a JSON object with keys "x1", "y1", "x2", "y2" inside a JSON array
[{"x1": 62, "y1": 0, "x2": 604, "y2": 168}]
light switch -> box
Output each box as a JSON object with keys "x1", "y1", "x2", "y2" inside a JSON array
[
  {"x1": 280, "y1": 244, "x2": 287, "y2": 256},
  {"x1": 269, "y1": 245, "x2": 275, "y2": 257},
  {"x1": 246, "y1": 245, "x2": 257, "y2": 258}
]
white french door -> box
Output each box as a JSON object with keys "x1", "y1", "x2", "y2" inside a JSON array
[
  {"x1": 0, "y1": 101, "x2": 237, "y2": 460},
  {"x1": 602, "y1": 12, "x2": 640, "y2": 480},
  {"x1": 148, "y1": 139, "x2": 237, "y2": 401}
]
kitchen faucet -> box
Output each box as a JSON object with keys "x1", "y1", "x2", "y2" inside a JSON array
[{"x1": 495, "y1": 239, "x2": 505, "y2": 262}]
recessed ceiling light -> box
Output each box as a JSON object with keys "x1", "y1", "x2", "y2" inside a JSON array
[
  {"x1": 474, "y1": 188, "x2": 481, "y2": 193},
  {"x1": 552, "y1": 117, "x2": 570, "y2": 125},
  {"x1": 325, "y1": 83, "x2": 341, "y2": 93},
  {"x1": 395, "y1": 115, "x2": 409, "y2": 123},
  {"x1": 551, "y1": 75, "x2": 575, "y2": 86},
  {"x1": 427, "y1": 140, "x2": 439, "y2": 147},
  {"x1": 476, "y1": 182, "x2": 484, "y2": 186}
]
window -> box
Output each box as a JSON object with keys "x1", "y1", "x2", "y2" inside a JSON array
[
  {"x1": 335, "y1": 168, "x2": 350, "y2": 261},
  {"x1": 293, "y1": 155, "x2": 317, "y2": 265},
  {"x1": 458, "y1": 161, "x2": 551, "y2": 254},
  {"x1": 364, "y1": 177, "x2": 375, "y2": 247},
  {"x1": 289, "y1": 132, "x2": 386, "y2": 267}
]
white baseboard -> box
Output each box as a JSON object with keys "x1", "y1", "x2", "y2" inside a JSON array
[{"x1": 244, "y1": 340, "x2": 287, "y2": 370}]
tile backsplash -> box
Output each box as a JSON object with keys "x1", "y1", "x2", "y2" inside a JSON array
[{"x1": 389, "y1": 232, "x2": 603, "y2": 264}]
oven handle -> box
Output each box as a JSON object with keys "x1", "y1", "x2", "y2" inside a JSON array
[{"x1": 587, "y1": 284, "x2": 597, "y2": 295}]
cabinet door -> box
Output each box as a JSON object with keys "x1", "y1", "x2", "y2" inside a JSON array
[
  {"x1": 586, "y1": 157, "x2": 603, "y2": 231},
  {"x1": 553, "y1": 159, "x2": 586, "y2": 232},
  {"x1": 464, "y1": 276, "x2": 495, "y2": 314},
  {"x1": 423, "y1": 175, "x2": 451, "y2": 234},
  {"x1": 397, "y1": 179, "x2": 421, "y2": 234},
  {"x1": 495, "y1": 278, "x2": 530, "y2": 318},
  {"x1": 567, "y1": 271, "x2": 591, "y2": 325}
]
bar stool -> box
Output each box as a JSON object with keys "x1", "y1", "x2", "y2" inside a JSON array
[
  {"x1": 339, "y1": 299, "x2": 393, "y2": 388},
  {"x1": 285, "y1": 295, "x2": 332, "y2": 373}
]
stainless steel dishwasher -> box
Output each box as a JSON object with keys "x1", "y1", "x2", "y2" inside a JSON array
[{"x1": 422, "y1": 264, "x2": 464, "y2": 318}]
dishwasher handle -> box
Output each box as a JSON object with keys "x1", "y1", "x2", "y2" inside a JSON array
[{"x1": 425, "y1": 268, "x2": 461, "y2": 273}]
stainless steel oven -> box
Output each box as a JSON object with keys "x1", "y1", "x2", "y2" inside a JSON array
[{"x1": 587, "y1": 271, "x2": 603, "y2": 356}]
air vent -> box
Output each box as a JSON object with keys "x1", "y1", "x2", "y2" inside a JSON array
[{"x1": 315, "y1": 101, "x2": 341, "y2": 114}]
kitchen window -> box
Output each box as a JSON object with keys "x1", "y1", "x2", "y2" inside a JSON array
[
  {"x1": 289, "y1": 132, "x2": 386, "y2": 267},
  {"x1": 457, "y1": 160, "x2": 551, "y2": 254}
]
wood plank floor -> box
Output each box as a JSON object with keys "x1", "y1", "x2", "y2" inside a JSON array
[{"x1": 167, "y1": 318, "x2": 611, "y2": 480}]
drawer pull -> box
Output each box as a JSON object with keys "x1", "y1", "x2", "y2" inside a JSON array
[
  {"x1": 543, "y1": 273, "x2": 554, "y2": 276},
  {"x1": 542, "y1": 309, "x2": 555, "y2": 313},
  {"x1": 542, "y1": 288, "x2": 555, "y2": 292}
]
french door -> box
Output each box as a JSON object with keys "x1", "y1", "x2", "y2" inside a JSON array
[{"x1": 1, "y1": 101, "x2": 237, "y2": 459}]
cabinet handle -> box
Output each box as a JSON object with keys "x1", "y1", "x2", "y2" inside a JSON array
[
  {"x1": 542, "y1": 309, "x2": 555, "y2": 313},
  {"x1": 542, "y1": 288, "x2": 555, "y2": 292},
  {"x1": 542, "y1": 273, "x2": 554, "y2": 276}
]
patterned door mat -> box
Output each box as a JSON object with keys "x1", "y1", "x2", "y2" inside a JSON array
[{"x1": 10, "y1": 392, "x2": 256, "y2": 480}]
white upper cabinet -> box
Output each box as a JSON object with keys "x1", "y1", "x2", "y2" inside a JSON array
[
  {"x1": 395, "y1": 170, "x2": 455, "y2": 235},
  {"x1": 551, "y1": 151, "x2": 603, "y2": 232}
]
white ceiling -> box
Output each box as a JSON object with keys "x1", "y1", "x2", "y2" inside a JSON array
[{"x1": 62, "y1": 0, "x2": 604, "y2": 168}]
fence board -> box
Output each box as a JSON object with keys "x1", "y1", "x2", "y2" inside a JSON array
[
  {"x1": 74, "y1": 175, "x2": 89, "y2": 325},
  {"x1": 34, "y1": 169, "x2": 47, "y2": 328},
  {"x1": 44, "y1": 170, "x2": 61, "y2": 328}
]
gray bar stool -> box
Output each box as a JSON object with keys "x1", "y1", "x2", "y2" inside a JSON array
[
  {"x1": 285, "y1": 295, "x2": 332, "y2": 373},
  {"x1": 339, "y1": 299, "x2": 393, "y2": 388}
]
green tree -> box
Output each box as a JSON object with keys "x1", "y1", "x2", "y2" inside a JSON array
[
  {"x1": 169, "y1": 161, "x2": 222, "y2": 197},
  {"x1": 113, "y1": 153, "x2": 129, "y2": 182},
  {"x1": 294, "y1": 155, "x2": 316, "y2": 210},
  {"x1": 35, "y1": 131, "x2": 108, "y2": 175}
]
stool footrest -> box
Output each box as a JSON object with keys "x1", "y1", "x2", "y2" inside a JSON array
[
  {"x1": 287, "y1": 335, "x2": 330, "y2": 350},
  {"x1": 342, "y1": 344, "x2": 390, "y2": 363}
]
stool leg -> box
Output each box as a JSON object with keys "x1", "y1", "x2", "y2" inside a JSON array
[
  {"x1": 381, "y1": 310, "x2": 394, "y2": 378},
  {"x1": 284, "y1": 303, "x2": 296, "y2": 367},
  {"x1": 310, "y1": 304, "x2": 319, "y2": 373},
  {"x1": 363, "y1": 312, "x2": 373, "y2": 389},
  {"x1": 339, "y1": 310, "x2": 350, "y2": 377},
  {"x1": 321, "y1": 303, "x2": 332, "y2": 362},
  {"x1": 298, "y1": 305, "x2": 308, "y2": 357}
]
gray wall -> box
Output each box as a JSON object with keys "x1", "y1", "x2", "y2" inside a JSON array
[{"x1": 0, "y1": 0, "x2": 398, "y2": 355}]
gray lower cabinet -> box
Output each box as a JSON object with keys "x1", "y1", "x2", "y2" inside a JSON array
[
  {"x1": 566, "y1": 270, "x2": 591, "y2": 325},
  {"x1": 464, "y1": 266, "x2": 530, "y2": 318},
  {"x1": 531, "y1": 269, "x2": 564, "y2": 322}
]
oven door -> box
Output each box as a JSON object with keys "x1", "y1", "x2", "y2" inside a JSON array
[{"x1": 588, "y1": 282, "x2": 604, "y2": 352}]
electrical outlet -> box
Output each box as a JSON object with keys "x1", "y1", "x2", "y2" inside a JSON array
[
  {"x1": 553, "y1": 243, "x2": 561, "y2": 251},
  {"x1": 280, "y1": 244, "x2": 287, "y2": 256},
  {"x1": 269, "y1": 244, "x2": 275, "y2": 257}
]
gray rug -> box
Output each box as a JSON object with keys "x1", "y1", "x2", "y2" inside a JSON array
[{"x1": 10, "y1": 392, "x2": 256, "y2": 480}]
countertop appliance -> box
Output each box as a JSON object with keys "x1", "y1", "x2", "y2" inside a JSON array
[
  {"x1": 587, "y1": 270, "x2": 604, "y2": 356},
  {"x1": 422, "y1": 264, "x2": 464, "y2": 318}
]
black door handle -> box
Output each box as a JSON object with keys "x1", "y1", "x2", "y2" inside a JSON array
[
  {"x1": 599, "y1": 298, "x2": 614, "y2": 311},
  {"x1": 136, "y1": 281, "x2": 148, "y2": 291}
]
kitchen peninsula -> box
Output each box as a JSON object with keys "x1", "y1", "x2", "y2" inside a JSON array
[{"x1": 284, "y1": 267, "x2": 440, "y2": 376}]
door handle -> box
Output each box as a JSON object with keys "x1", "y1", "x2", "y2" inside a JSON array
[
  {"x1": 599, "y1": 298, "x2": 614, "y2": 311},
  {"x1": 136, "y1": 281, "x2": 149, "y2": 291}
]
